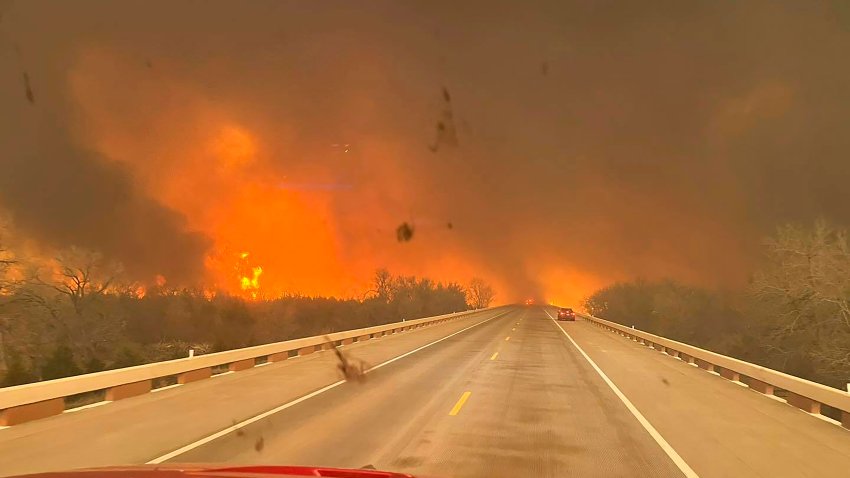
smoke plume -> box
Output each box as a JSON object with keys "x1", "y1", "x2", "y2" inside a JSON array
[{"x1": 2, "y1": 1, "x2": 850, "y2": 302}]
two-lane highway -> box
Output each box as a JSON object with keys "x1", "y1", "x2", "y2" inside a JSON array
[
  {"x1": 5, "y1": 304, "x2": 850, "y2": 477},
  {"x1": 160, "y1": 307, "x2": 683, "y2": 477}
]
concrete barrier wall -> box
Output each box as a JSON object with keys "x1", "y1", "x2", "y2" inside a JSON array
[
  {"x1": 573, "y1": 310, "x2": 850, "y2": 429},
  {"x1": 0, "y1": 306, "x2": 502, "y2": 426}
]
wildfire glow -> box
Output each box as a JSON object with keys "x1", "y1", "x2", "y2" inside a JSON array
[
  {"x1": 65, "y1": 48, "x2": 573, "y2": 302},
  {"x1": 236, "y1": 252, "x2": 263, "y2": 299},
  {"x1": 240, "y1": 266, "x2": 263, "y2": 298}
]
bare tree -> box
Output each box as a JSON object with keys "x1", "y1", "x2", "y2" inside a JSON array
[
  {"x1": 0, "y1": 224, "x2": 21, "y2": 374},
  {"x1": 0, "y1": 248, "x2": 14, "y2": 296},
  {"x1": 370, "y1": 268, "x2": 393, "y2": 302},
  {"x1": 17, "y1": 247, "x2": 127, "y2": 364},
  {"x1": 0, "y1": 222, "x2": 18, "y2": 297},
  {"x1": 34, "y1": 248, "x2": 122, "y2": 315},
  {"x1": 750, "y1": 220, "x2": 850, "y2": 384},
  {"x1": 0, "y1": 245, "x2": 12, "y2": 373},
  {"x1": 466, "y1": 277, "x2": 495, "y2": 309}
]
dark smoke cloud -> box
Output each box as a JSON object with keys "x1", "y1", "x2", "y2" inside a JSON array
[
  {"x1": 0, "y1": 1, "x2": 211, "y2": 283},
  {"x1": 2, "y1": 1, "x2": 850, "y2": 300},
  {"x1": 0, "y1": 128, "x2": 210, "y2": 282}
]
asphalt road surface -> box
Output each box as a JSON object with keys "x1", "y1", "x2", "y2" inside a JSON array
[
  {"x1": 3, "y1": 305, "x2": 850, "y2": 477},
  {"x1": 170, "y1": 306, "x2": 682, "y2": 477}
]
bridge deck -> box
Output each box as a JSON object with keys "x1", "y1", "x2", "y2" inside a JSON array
[{"x1": 1, "y1": 306, "x2": 848, "y2": 477}]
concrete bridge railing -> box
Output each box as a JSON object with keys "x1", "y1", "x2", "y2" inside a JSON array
[
  {"x1": 0, "y1": 306, "x2": 501, "y2": 426},
  {"x1": 578, "y1": 311, "x2": 850, "y2": 430}
]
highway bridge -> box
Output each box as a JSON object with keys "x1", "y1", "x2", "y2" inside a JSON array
[{"x1": 1, "y1": 305, "x2": 849, "y2": 477}]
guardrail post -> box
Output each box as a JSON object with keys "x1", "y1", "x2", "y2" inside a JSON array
[
  {"x1": 228, "y1": 359, "x2": 254, "y2": 372},
  {"x1": 179, "y1": 367, "x2": 212, "y2": 384},
  {"x1": 341, "y1": 338, "x2": 354, "y2": 345},
  {"x1": 749, "y1": 378, "x2": 774, "y2": 396},
  {"x1": 719, "y1": 369, "x2": 740, "y2": 382},
  {"x1": 269, "y1": 351, "x2": 289, "y2": 362},
  {"x1": 0, "y1": 399, "x2": 64, "y2": 426},
  {"x1": 106, "y1": 380, "x2": 152, "y2": 400},
  {"x1": 357, "y1": 334, "x2": 371, "y2": 342},
  {"x1": 787, "y1": 392, "x2": 821, "y2": 414},
  {"x1": 298, "y1": 346, "x2": 315, "y2": 356},
  {"x1": 843, "y1": 411, "x2": 850, "y2": 429},
  {"x1": 696, "y1": 359, "x2": 716, "y2": 373}
]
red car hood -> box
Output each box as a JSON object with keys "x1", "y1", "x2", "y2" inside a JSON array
[{"x1": 6, "y1": 465, "x2": 415, "y2": 478}]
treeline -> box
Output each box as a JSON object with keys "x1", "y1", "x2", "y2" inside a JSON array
[
  {"x1": 0, "y1": 247, "x2": 492, "y2": 386},
  {"x1": 584, "y1": 221, "x2": 850, "y2": 390}
]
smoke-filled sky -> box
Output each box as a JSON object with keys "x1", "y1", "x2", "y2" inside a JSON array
[{"x1": 1, "y1": 1, "x2": 850, "y2": 304}]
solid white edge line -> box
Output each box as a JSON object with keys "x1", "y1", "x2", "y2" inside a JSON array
[
  {"x1": 544, "y1": 309, "x2": 700, "y2": 478},
  {"x1": 147, "y1": 309, "x2": 511, "y2": 464},
  {"x1": 152, "y1": 383, "x2": 184, "y2": 393},
  {"x1": 63, "y1": 401, "x2": 111, "y2": 413}
]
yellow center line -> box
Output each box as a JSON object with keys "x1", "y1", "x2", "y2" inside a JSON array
[
  {"x1": 449, "y1": 391, "x2": 472, "y2": 416},
  {"x1": 490, "y1": 352, "x2": 499, "y2": 360},
  {"x1": 505, "y1": 336, "x2": 511, "y2": 341}
]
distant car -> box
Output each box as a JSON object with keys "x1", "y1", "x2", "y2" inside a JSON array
[
  {"x1": 6, "y1": 466, "x2": 415, "y2": 478},
  {"x1": 557, "y1": 307, "x2": 576, "y2": 321}
]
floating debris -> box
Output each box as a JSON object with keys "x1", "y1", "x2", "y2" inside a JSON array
[
  {"x1": 396, "y1": 222, "x2": 414, "y2": 242},
  {"x1": 325, "y1": 335, "x2": 368, "y2": 383},
  {"x1": 429, "y1": 86, "x2": 459, "y2": 152},
  {"x1": 22, "y1": 72, "x2": 34, "y2": 104}
]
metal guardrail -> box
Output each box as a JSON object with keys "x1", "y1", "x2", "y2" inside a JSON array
[
  {"x1": 576, "y1": 311, "x2": 850, "y2": 429},
  {"x1": 0, "y1": 306, "x2": 501, "y2": 426}
]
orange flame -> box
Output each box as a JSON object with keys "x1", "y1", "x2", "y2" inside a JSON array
[
  {"x1": 67, "y1": 50, "x2": 510, "y2": 300},
  {"x1": 237, "y1": 252, "x2": 263, "y2": 299},
  {"x1": 240, "y1": 266, "x2": 263, "y2": 299}
]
